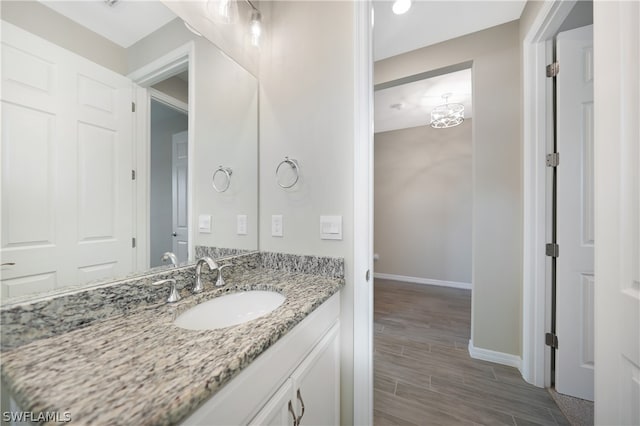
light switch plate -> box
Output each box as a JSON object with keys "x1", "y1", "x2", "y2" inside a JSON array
[
  {"x1": 199, "y1": 214, "x2": 212, "y2": 233},
  {"x1": 271, "y1": 215, "x2": 283, "y2": 237},
  {"x1": 237, "y1": 215, "x2": 248, "y2": 235},
  {"x1": 320, "y1": 215, "x2": 342, "y2": 240}
]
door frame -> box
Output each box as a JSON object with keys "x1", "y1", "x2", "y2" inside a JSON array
[
  {"x1": 353, "y1": 1, "x2": 374, "y2": 424},
  {"x1": 128, "y1": 42, "x2": 195, "y2": 271},
  {"x1": 521, "y1": 0, "x2": 579, "y2": 388}
]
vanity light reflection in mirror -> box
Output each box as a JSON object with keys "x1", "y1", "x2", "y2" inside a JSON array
[{"x1": 0, "y1": 0, "x2": 258, "y2": 303}]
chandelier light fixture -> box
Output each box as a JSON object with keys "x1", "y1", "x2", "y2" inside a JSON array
[{"x1": 430, "y1": 93, "x2": 465, "y2": 129}]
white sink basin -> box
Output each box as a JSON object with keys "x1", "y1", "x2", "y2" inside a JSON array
[{"x1": 174, "y1": 291, "x2": 285, "y2": 330}]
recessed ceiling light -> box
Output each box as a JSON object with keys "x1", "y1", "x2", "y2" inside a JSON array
[{"x1": 392, "y1": 0, "x2": 412, "y2": 15}]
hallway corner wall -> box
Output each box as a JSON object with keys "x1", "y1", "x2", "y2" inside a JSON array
[{"x1": 375, "y1": 20, "x2": 523, "y2": 359}]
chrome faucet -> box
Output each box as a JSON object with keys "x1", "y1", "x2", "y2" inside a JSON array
[
  {"x1": 193, "y1": 256, "x2": 218, "y2": 293},
  {"x1": 215, "y1": 264, "x2": 233, "y2": 287},
  {"x1": 152, "y1": 278, "x2": 181, "y2": 303},
  {"x1": 161, "y1": 252, "x2": 179, "y2": 267}
]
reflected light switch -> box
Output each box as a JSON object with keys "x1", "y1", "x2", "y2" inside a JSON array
[
  {"x1": 320, "y1": 215, "x2": 342, "y2": 240},
  {"x1": 271, "y1": 215, "x2": 283, "y2": 237},
  {"x1": 199, "y1": 214, "x2": 211, "y2": 233},
  {"x1": 237, "y1": 215, "x2": 248, "y2": 235}
]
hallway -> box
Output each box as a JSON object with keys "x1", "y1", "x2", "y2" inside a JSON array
[{"x1": 373, "y1": 279, "x2": 569, "y2": 425}]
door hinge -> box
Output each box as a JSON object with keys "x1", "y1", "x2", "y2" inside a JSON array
[
  {"x1": 131, "y1": 101, "x2": 136, "y2": 112},
  {"x1": 546, "y1": 62, "x2": 559, "y2": 77},
  {"x1": 546, "y1": 243, "x2": 559, "y2": 258},
  {"x1": 131, "y1": 170, "x2": 136, "y2": 180},
  {"x1": 546, "y1": 153, "x2": 560, "y2": 167},
  {"x1": 545, "y1": 332, "x2": 559, "y2": 349},
  {"x1": 132, "y1": 237, "x2": 136, "y2": 248}
]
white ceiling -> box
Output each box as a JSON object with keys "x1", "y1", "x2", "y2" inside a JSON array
[
  {"x1": 375, "y1": 68, "x2": 472, "y2": 133},
  {"x1": 373, "y1": 0, "x2": 527, "y2": 61},
  {"x1": 40, "y1": 0, "x2": 177, "y2": 48}
]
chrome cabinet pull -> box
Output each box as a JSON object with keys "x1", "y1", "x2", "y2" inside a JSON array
[
  {"x1": 288, "y1": 400, "x2": 297, "y2": 426},
  {"x1": 295, "y1": 389, "x2": 305, "y2": 424}
]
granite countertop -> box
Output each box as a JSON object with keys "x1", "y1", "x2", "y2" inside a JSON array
[{"x1": 1, "y1": 267, "x2": 343, "y2": 425}]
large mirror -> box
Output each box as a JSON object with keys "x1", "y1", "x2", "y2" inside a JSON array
[{"x1": 0, "y1": 0, "x2": 258, "y2": 303}]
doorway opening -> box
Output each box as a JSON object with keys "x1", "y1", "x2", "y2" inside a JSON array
[
  {"x1": 149, "y1": 93, "x2": 188, "y2": 267},
  {"x1": 129, "y1": 42, "x2": 195, "y2": 271},
  {"x1": 372, "y1": 66, "x2": 477, "y2": 423},
  {"x1": 546, "y1": 0, "x2": 594, "y2": 411},
  {"x1": 522, "y1": 0, "x2": 594, "y2": 422},
  {"x1": 373, "y1": 67, "x2": 473, "y2": 290}
]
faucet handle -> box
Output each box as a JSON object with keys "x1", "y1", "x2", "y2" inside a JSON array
[
  {"x1": 153, "y1": 278, "x2": 181, "y2": 303},
  {"x1": 161, "y1": 252, "x2": 178, "y2": 267},
  {"x1": 215, "y1": 264, "x2": 233, "y2": 287}
]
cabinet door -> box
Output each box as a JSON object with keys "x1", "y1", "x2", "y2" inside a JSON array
[
  {"x1": 291, "y1": 324, "x2": 340, "y2": 426},
  {"x1": 249, "y1": 378, "x2": 296, "y2": 426}
]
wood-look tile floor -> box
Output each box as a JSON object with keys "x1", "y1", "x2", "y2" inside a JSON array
[{"x1": 373, "y1": 279, "x2": 569, "y2": 426}]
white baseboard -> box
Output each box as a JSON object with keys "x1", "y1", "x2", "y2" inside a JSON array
[
  {"x1": 468, "y1": 339, "x2": 522, "y2": 371},
  {"x1": 373, "y1": 272, "x2": 472, "y2": 290}
]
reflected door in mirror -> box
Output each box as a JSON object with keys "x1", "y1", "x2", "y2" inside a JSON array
[{"x1": 1, "y1": 23, "x2": 134, "y2": 299}]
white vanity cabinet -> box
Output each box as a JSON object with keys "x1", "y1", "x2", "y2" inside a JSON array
[
  {"x1": 181, "y1": 293, "x2": 340, "y2": 426},
  {"x1": 250, "y1": 324, "x2": 340, "y2": 426}
]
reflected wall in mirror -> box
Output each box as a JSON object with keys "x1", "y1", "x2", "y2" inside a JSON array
[{"x1": 0, "y1": 0, "x2": 258, "y2": 302}]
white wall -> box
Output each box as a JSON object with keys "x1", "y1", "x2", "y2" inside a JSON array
[
  {"x1": 192, "y1": 44, "x2": 258, "y2": 252},
  {"x1": 161, "y1": 0, "x2": 259, "y2": 76},
  {"x1": 375, "y1": 21, "x2": 522, "y2": 357},
  {"x1": 128, "y1": 15, "x2": 260, "y2": 253},
  {"x1": 375, "y1": 121, "x2": 472, "y2": 284},
  {"x1": 150, "y1": 101, "x2": 188, "y2": 267},
  {"x1": 258, "y1": 2, "x2": 355, "y2": 423}
]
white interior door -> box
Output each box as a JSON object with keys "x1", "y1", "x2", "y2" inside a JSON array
[
  {"x1": 1, "y1": 22, "x2": 134, "y2": 299},
  {"x1": 555, "y1": 24, "x2": 594, "y2": 401},
  {"x1": 593, "y1": 1, "x2": 640, "y2": 424},
  {"x1": 172, "y1": 130, "x2": 188, "y2": 262}
]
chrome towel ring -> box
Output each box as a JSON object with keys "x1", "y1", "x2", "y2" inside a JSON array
[
  {"x1": 212, "y1": 166, "x2": 233, "y2": 192},
  {"x1": 276, "y1": 156, "x2": 300, "y2": 189}
]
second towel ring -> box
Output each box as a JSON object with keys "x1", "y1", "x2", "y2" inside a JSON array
[
  {"x1": 212, "y1": 166, "x2": 233, "y2": 193},
  {"x1": 276, "y1": 157, "x2": 300, "y2": 189}
]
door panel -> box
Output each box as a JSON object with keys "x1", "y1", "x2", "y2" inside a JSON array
[
  {"x1": 2, "y1": 103, "x2": 56, "y2": 247},
  {"x1": 172, "y1": 130, "x2": 188, "y2": 262},
  {"x1": 556, "y1": 24, "x2": 595, "y2": 401},
  {"x1": 1, "y1": 22, "x2": 134, "y2": 299},
  {"x1": 77, "y1": 122, "x2": 118, "y2": 240},
  {"x1": 290, "y1": 324, "x2": 340, "y2": 426}
]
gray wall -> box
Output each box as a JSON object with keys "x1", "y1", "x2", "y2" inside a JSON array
[
  {"x1": 375, "y1": 121, "x2": 472, "y2": 284},
  {"x1": 1, "y1": 1, "x2": 127, "y2": 74},
  {"x1": 375, "y1": 21, "x2": 522, "y2": 357},
  {"x1": 558, "y1": 0, "x2": 593, "y2": 33},
  {"x1": 152, "y1": 76, "x2": 189, "y2": 104},
  {"x1": 150, "y1": 101, "x2": 188, "y2": 267},
  {"x1": 126, "y1": 18, "x2": 192, "y2": 74}
]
